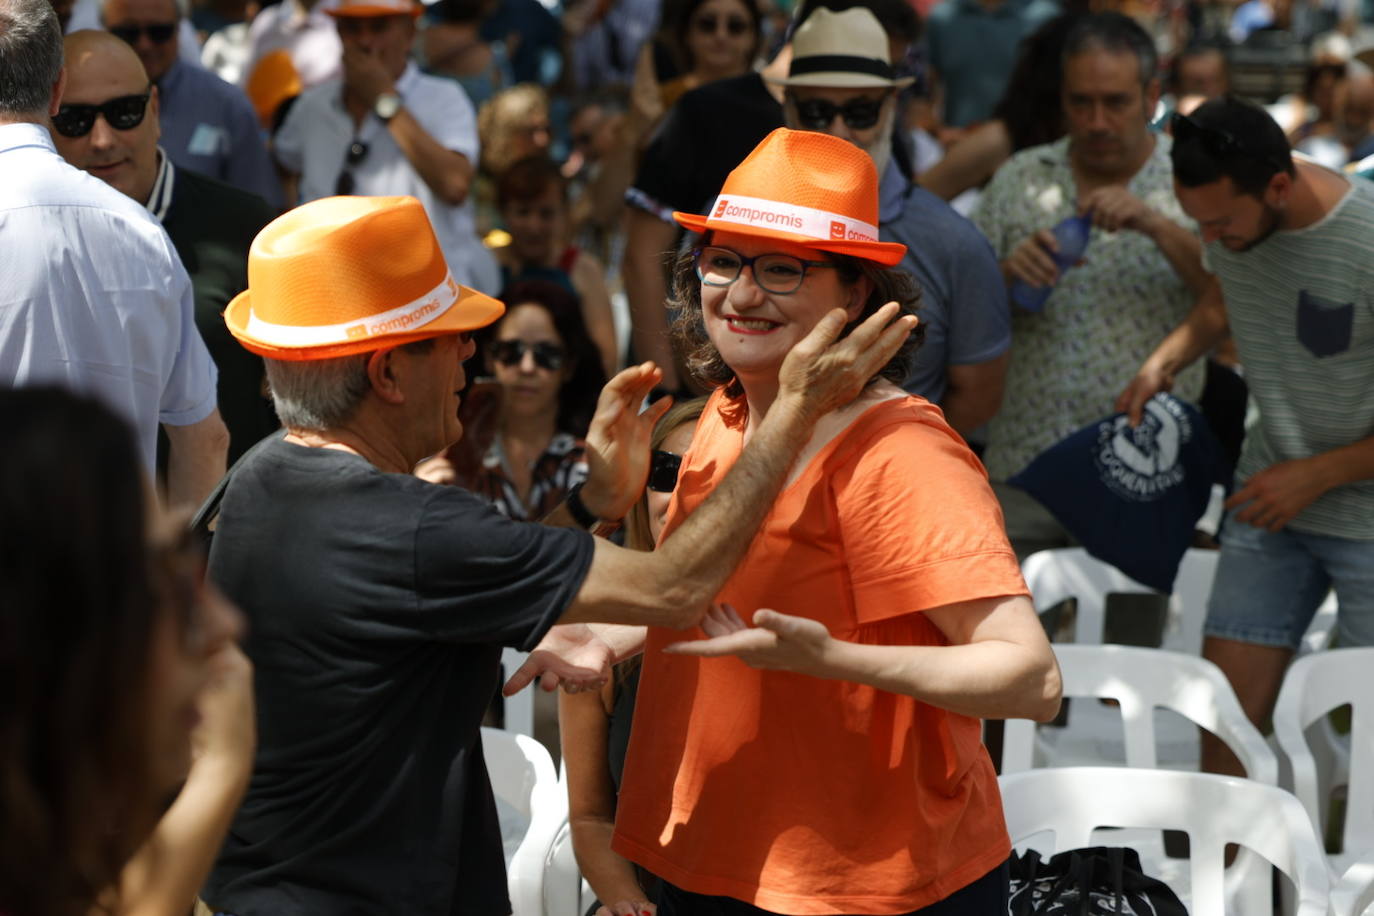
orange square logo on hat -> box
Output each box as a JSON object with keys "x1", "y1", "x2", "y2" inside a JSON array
[{"x1": 829, "y1": 220, "x2": 845, "y2": 240}]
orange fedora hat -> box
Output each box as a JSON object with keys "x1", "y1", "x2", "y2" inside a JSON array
[
  {"x1": 326, "y1": 0, "x2": 422, "y2": 18},
  {"x1": 225, "y1": 196, "x2": 504, "y2": 361},
  {"x1": 674, "y1": 128, "x2": 907, "y2": 266}
]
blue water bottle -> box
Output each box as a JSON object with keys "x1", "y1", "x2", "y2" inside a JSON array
[{"x1": 1010, "y1": 211, "x2": 1093, "y2": 312}]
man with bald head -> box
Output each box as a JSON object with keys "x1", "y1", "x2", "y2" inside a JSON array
[
  {"x1": 55, "y1": 30, "x2": 280, "y2": 462},
  {"x1": 97, "y1": 0, "x2": 280, "y2": 204},
  {"x1": 0, "y1": 0, "x2": 226, "y2": 507}
]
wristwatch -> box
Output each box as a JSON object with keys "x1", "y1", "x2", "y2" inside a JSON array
[
  {"x1": 373, "y1": 92, "x2": 402, "y2": 123},
  {"x1": 565, "y1": 482, "x2": 620, "y2": 538}
]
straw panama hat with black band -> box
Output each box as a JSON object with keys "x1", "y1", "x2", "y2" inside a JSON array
[
  {"x1": 674, "y1": 128, "x2": 908, "y2": 266},
  {"x1": 771, "y1": 7, "x2": 914, "y2": 90},
  {"x1": 326, "y1": 0, "x2": 422, "y2": 19},
  {"x1": 225, "y1": 196, "x2": 505, "y2": 361}
]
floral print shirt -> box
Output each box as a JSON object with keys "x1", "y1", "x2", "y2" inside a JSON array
[
  {"x1": 971, "y1": 133, "x2": 1205, "y2": 481},
  {"x1": 465, "y1": 432, "x2": 589, "y2": 521}
]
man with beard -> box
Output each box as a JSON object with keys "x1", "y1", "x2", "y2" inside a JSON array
[
  {"x1": 777, "y1": 7, "x2": 1010, "y2": 437},
  {"x1": 1119, "y1": 96, "x2": 1374, "y2": 781},
  {"x1": 971, "y1": 11, "x2": 1209, "y2": 559}
]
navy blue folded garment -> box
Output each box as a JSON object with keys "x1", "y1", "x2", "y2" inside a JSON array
[{"x1": 1008, "y1": 394, "x2": 1229, "y2": 593}]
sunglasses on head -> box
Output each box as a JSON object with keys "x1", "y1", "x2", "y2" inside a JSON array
[
  {"x1": 108, "y1": 22, "x2": 177, "y2": 44},
  {"x1": 648, "y1": 449, "x2": 683, "y2": 493},
  {"x1": 692, "y1": 13, "x2": 750, "y2": 35},
  {"x1": 792, "y1": 94, "x2": 888, "y2": 131},
  {"x1": 52, "y1": 89, "x2": 152, "y2": 138},
  {"x1": 335, "y1": 139, "x2": 369, "y2": 195},
  {"x1": 490, "y1": 339, "x2": 566, "y2": 371}
]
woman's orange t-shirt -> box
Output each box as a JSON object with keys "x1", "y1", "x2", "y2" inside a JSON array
[{"x1": 612, "y1": 392, "x2": 1028, "y2": 914}]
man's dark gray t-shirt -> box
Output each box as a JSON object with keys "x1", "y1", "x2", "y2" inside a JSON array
[{"x1": 205, "y1": 435, "x2": 594, "y2": 915}]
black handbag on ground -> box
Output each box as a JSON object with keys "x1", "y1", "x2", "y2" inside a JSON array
[{"x1": 1008, "y1": 846, "x2": 1189, "y2": 916}]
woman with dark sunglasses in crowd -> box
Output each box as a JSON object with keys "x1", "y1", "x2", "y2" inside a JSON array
[
  {"x1": 417, "y1": 279, "x2": 608, "y2": 520},
  {"x1": 557, "y1": 396, "x2": 707, "y2": 916}
]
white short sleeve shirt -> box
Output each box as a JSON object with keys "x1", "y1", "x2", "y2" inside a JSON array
[{"x1": 0, "y1": 123, "x2": 218, "y2": 471}]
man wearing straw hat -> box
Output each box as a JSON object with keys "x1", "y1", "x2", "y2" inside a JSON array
[
  {"x1": 202, "y1": 194, "x2": 913, "y2": 914},
  {"x1": 775, "y1": 6, "x2": 1011, "y2": 437}
]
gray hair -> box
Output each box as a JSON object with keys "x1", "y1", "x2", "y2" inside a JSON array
[
  {"x1": 1062, "y1": 12, "x2": 1158, "y2": 89},
  {"x1": 264, "y1": 354, "x2": 371, "y2": 431},
  {"x1": 0, "y1": 0, "x2": 63, "y2": 118}
]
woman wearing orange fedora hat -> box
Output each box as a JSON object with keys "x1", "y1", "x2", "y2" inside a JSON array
[{"x1": 610, "y1": 129, "x2": 1062, "y2": 915}]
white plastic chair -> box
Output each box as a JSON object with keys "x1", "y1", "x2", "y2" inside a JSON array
[
  {"x1": 1002, "y1": 644, "x2": 1279, "y2": 913},
  {"x1": 544, "y1": 766, "x2": 595, "y2": 916},
  {"x1": 1021, "y1": 547, "x2": 1219, "y2": 654},
  {"x1": 482, "y1": 726, "x2": 567, "y2": 916},
  {"x1": 501, "y1": 648, "x2": 538, "y2": 738},
  {"x1": 1273, "y1": 648, "x2": 1374, "y2": 882},
  {"x1": 1001, "y1": 644, "x2": 1277, "y2": 783},
  {"x1": 999, "y1": 767, "x2": 1331, "y2": 916},
  {"x1": 1331, "y1": 849, "x2": 1374, "y2": 916}
]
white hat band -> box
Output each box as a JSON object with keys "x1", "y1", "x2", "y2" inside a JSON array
[
  {"x1": 246, "y1": 272, "x2": 459, "y2": 347},
  {"x1": 705, "y1": 194, "x2": 879, "y2": 243}
]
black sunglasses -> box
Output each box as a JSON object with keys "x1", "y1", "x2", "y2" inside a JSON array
[
  {"x1": 792, "y1": 94, "x2": 888, "y2": 131},
  {"x1": 52, "y1": 89, "x2": 153, "y2": 138},
  {"x1": 692, "y1": 13, "x2": 750, "y2": 35},
  {"x1": 489, "y1": 339, "x2": 566, "y2": 371},
  {"x1": 109, "y1": 22, "x2": 177, "y2": 44},
  {"x1": 334, "y1": 140, "x2": 369, "y2": 195},
  {"x1": 1171, "y1": 112, "x2": 1289, "y2": 171},
  {"x1": 648, "y1": 449, "x2": 683, "y2": 493}
]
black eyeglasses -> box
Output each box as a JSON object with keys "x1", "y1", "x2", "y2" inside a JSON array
[
  {"x1": 490, "y1": 339, "x2": 566, "y2": 371},
  {"x1": 1171, "y1": 112, "x2": 1289, "y2": 171},
  {"x1": 52, "y1": 89, "x2": 153, "y2": 138},
  {"x1": 335, "y1": 140, "x2": 369, "y2": 195},
  {"x1": 648, "y1": 449, "x2": 683, "y2": 493},
  {"x1": 694, "y1": 245, "x2": 833, "y2": 295},
  {"x1": 792, "y1": 94, "x2": 889, "y2": 131},
  {"x1": 692, "y1": 13, "x2": 750, "y2": 35},
  {"x1": 108, "y1": 22, "x2": 177, "y2": 44}
]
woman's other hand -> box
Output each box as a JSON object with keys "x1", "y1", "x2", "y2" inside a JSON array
[{"x1": 664, "y1": 604, "x2": 835, "y2": 678}]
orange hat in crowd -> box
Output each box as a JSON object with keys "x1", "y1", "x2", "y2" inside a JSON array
[
  {"x1": 326, "y1": 0, "x2": 422, "y2": 18},
  {"x1": 225, "y1": 196, "x2": 504, "y2": 361},
  {"x1": 674, "y1": 128, "x2": 907, "y2": 267}
]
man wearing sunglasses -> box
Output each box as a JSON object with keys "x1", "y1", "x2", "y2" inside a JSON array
[
  {"x1": 777, "y1": 7, "x2": 1010, "y2": 438},
  {"x1": 1119, "y1": 96, "x2": 1374, "y2": 784},
  {"x1": 0, "y1": 0, "x2": 227, "y2": 509},
  {"x1": 97, "y1": 0, "x2": 281, "y2": 206},
  {"x1": 54, "y1": 30, "x2": 280, "y2": 465},
  {"x1": 971, "y1": 12, "x2": 1208, "y2": 562},
  {"x1": 271, "y1": 0, "x2": 497, "y2": 292}
]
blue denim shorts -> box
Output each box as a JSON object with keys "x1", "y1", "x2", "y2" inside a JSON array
[{"x1": 1205, "y1": 509, "x2": 1374, "y2": 650}]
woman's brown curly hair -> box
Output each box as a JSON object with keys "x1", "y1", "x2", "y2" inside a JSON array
[{"x1": 667, "y1": 234, "x2": 925, "y2": 399}]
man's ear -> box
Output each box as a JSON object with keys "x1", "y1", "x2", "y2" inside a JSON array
[
  {"x1": 48, "y1": 66, "x2": 68, "y2": 118},
  {"x1": 149, "y1": 85, "x2": 161, "y2": 141},
  {"x1": 1144, "y1": 77, "x2": 1161, "y2": 122},
  {"x1": 366, "y1": 348, "x2": 405, "y2": 404}
]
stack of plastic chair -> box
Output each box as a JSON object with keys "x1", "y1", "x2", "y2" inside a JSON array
[
  {"x1": 1002, "y1": 643, "x2": 1279, "y2": 912},
  {"x1": 1273, "y1": 648, "x2": 1374, "y2": 888},
  {"x1": 1331, "y1": 848, "x2": 1374, "y2": 916},
  {"x1": 482, "y1": 726, "x2": 567, "y2": 916},
  {"x1": 999, "y1": 767, "x2": 1331, "y2": 916},
  {"x1": 543, "y1": 766, "x2": 595, "y2": 916}
]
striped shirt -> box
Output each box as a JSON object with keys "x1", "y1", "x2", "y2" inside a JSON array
[{"x1": 1204, "y1": 174, "x2": 1374, "y2": 538}]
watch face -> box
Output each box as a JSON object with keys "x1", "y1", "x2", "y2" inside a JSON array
[{"x1": 376, "y1": 94, "x2": 401, "y2": 120}]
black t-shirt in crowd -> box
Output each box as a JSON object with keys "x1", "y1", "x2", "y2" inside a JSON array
[
  {"x1": 631, "y1": 71, "x2": 784, "y2": 217},
  {"x1": 203, "y1": 436, "x2": 594, "y2": 915}
]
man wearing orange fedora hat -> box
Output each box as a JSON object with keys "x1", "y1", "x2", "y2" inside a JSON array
[
  {"x1": 775, "y1": 6, "x2": 1011, "y2": 439},
  {"x1": 202, "y1": 193, "x2": 915, "y2": 914},
  {"x1": 272, "y1": 0, "x2": 499, "y2": 292}
]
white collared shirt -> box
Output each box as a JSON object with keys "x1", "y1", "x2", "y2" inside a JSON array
[
  {"x1": 0, "y1": 122, "x2": 217, "y2": 471},
  {"x1": 274, "y1": 62, "x2": 498, "y2": 292},
  {"x1": 240, "y1": 0, "x2": 343, "y2": 90}
]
